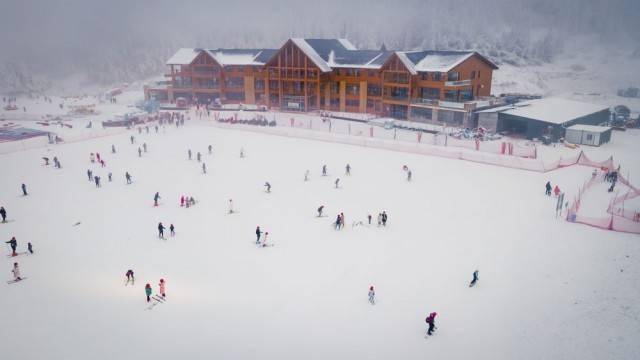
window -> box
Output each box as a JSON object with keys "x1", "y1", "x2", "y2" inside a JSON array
[
  {"x1": 411, "y1": 107, "x2": 433, "y2": 122},
  {"x1": 444, "y1": 90, "x2": 457, "y2": 101},
  {"x1": 330, "y1": 82, "x2": 340, "y2": 93},
  {"x1": 345, "y1": 69, "x2": 360, "y2": 77},
  {"x1": 420, "y1": 87, "x2": 440, "y2": 100},
  {"x1": 346, "y1": 84, "x2": 359, "y2": 95},
  {"x1": 255, "y1": 79, "x2": 265, "y2": 90},
  {"x1": 330, "y1": 98, "x2": 340, "y2": 107},
  {"x1": 460, "y1": 89, "x2": 473, "y2": 101},
  {"x1": 335, "y1": 69, "x2": 341, "y2": 76},
  {"x1": 447, "y1": 72, "x2": 460, "y2": 81},
  {"x1": 368, "y1": 70, "x2": 376, "y2": 77},
  {"x1": 478, "y1": 70, "x2": 481, "y2": 78},
  {"x1": 438, "y1": 110, "x2": 463, "y2": 125},
  {"x1": 226, "y1": 92, "x2": 245, "y2": 101},
  {"x1": 470, "y1": 71, "x2": 476, "y2": 79},
  {"x1": 586, "y1": 134, "x2": 594, "y2": 141},
  {"x1": 421, "y1": 72, "x2": 429, "y2": 80},
  {"x1": 367, "y1": 85, "x2": 381, "y2": 97},
  {"x1": 346, "y1": 99, "x2": 359, "y2": 107},
  {"x1": 367, "y1": 99, "x2": 374, "y2": 108},
  {"x1": 432, "y1": 73, "x2": 442, "y2": 81},
  {"x1": 225, "y1": 77, "x2": 244, "y2": 87},
  {"x1": 269, "y1": 80, "x2": 279, "y2": 90}
]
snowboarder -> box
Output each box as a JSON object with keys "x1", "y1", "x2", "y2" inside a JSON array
[
  {"x1": 108, "y1": 173, "x2": 112, "y2": 182},
  {"x1": 469, "y1": 270, "x2": 479, "y2": 287},
  {"x1": 145, "y1": 283, "x2": 152, "y2": 302},
  {"x1": 545, "y1": 181, "x2": 552, "y2": 196},
  {"x1": 188, "y1": 149, "x2": 192, "y2": 160},
  {"x1": 345, "y1": 164, "x2": 351, "y2": 175},
  {"x1": 11, "y1": 263, "x2": 21, "y2": 281},
  {"x1": 138, "y1": 147, "x2": 142, "y2": 157},
  {"x1": 426, "y1": 312, "x2": 437, "y2": 336},
  {"x1": 264, "y1": 182, "x2": 271, "y2": 193},
  {"x1": 94, "y1": 175, "x2": 101, "y2": 188},
  {"x1": 304, "y1": 170, "x2": 310, "y2": 181},
  {"x1": 21, "y1": 183, "x2": 27, "y2": 196},
  {"x1": 126, "y1": 269, "x2": 134, "y2": 285},
  {"x1": 367, "y1": 214, "x2": 372, "y2": 225},
  {"x1": 368, "y1": 286, "x2": 375, "y2": 305},
  {"x1": 154, "y1": 192, "x2": 161, "y2": 206},
  {"x1": 111, "y1": 144, "x2": 116, "y2": 154},
  {"x1": 202, "y1": 163, "x2": 207, "y2": 174},
  {"x1": 381, "y1": 211, "x2": 388, "y2": 226},
  {"x1": 87, "y1": 169, "x2": 92, "y2": 181},
  {"x1": 322, "y1": 165, "x2": 327, "y2": 176},
  {"x1": 6, "y1": 236, "x2": 17, "y2": 256},
  {"x1": 143, "y1": 143, "x2": 147, "y2": 152},
  {"x1": 0, "y1": 206, "x2": 6, "y2": 223},
  {"x1": 208, "y1": 145, "x2": 212, "y2": 155},
  {"x1": 159, "y1": 279, "x2": 166, "y2": 298},
  {"x1": 228, "y1": 199, "x2": 234, "y2": 214},
  {"x1": 256, "y1": 226, "x2": 262, "y2": 244},
  {"x1": 335, "y1": 178, "x2": 340, "y2": 188},
  {"x1": 197, "y1": 152, "x2": 201, "y2": 162},
  {"x1": 158, "y1": 222, "x2": 165, "y2": 238},
  {"x1": 125, "y1": 172, "x2": 132, "y2": 184},
  {"x1": 170, "y1": 224, "x2": 175, "y2": 236},
  {"x1": 27, "y1": 242, "x2": 33, "y2": 254},
  {"x1": 317, "y1": 205, "x2": 324, "y2": 217}
]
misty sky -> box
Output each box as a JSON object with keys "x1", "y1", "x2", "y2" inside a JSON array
[{"x1": 0, "y1": 0, "x2": 638, "y2": 85}]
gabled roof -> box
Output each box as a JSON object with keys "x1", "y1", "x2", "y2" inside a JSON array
[
  {"x1": 207, "y1": 49, "x2": 277, "y2": 66},
  {"x1": 291, "y1": 38, "x2": 392, "y2": 71},
  {"x1": 500, "y1": 98, "x2": 610, "y2": 125},
  {"x1": 290, "y1": 39, "x2": 334, "y2": 72},
  {"x1": 166, "y1": 48, "x2": 202, "y2": 65},
  {"x1": 383, "y1": 50, "x2": 498, "y2": 74}
]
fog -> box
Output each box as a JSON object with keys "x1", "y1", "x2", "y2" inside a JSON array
[{"x1": 0, "y1": 0, "x2": 638, "y2": 89}]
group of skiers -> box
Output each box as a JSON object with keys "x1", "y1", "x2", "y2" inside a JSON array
[
  {"x1": 180, "y1": 195, "x2": 196, "y2": 208},
  {"x1": 545, "y1": 181, "x2": 562, "y2": 197},
  {"x1": 42, "y1": 156, "x2": 62, "y2": 168},
  {"x1": 604, "y1": 167, "x2": 620, "y2": 193},
  {"x1": 5, "y1": 236, "x2": 34, "y2": 257},
  {"x1": 157, "y1": 222, "x2": 175, "y2": 239},
  {"x1": 255, "y1": 226, "x2": 270, "y2": 247}
]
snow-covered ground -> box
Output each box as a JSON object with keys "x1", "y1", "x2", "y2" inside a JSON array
[{"x1": 1, "y1": 90, "x2": 639, "y2": 359}]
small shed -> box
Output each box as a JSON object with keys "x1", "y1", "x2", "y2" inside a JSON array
[{"x1": 564, "y1": 124, "x2": 612, "y2": 146}]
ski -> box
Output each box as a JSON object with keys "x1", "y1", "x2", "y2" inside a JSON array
[
  {"x1": 153, "y1": 295, "x2": 165, "y2": 302},
  {"x1": 6, "y1": 252, "x2": 28, "y2": 258},
  {"x1": 7, "y1": 277, "x2": 27, "y2": 284}
]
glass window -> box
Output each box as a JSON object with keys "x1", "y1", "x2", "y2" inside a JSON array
[
  {"x1": 367, "y1": 85, "x2": 381, "y2": 97},
  {"x1": 460, "y1": 89, "x2": 473, "y2": 101},
  {"x1": 346, "y1": 99, "x2": 359, "y2": 107},
  {"x1": 432, "y1": 73, "x2": 442, "y2": 81},
  {"x1": 420, "y1": 87, "x2": 440, "y2": 100},
  {"x1": 444, "y1": 90, "x2": 457, "y2": 101},
  {"x1": 447, "y1": 72, "x2": 460, "y2": 81},
  {"x1": 470, "y1": 71, "x2": 476, "y2": 79}
]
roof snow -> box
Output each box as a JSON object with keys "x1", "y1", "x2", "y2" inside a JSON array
[
  {"x1": 166, "y1": 48, "x2": 200, "y2": 65},
  {"x1": 337, "y1": 39, "x2": 357, "y2": 50},
  {"x1": 291, "y1": 39, "x2": 333, "y2": 72},
  {"x1": 566, "y1": 124, "x2": 611, "y2": 133},
  {"x1": 413, "y1": 52, "x2": 475, "y2": 72},
  {"x1": 166, "y1": 48, "x2": 277, "y2": 67},
  {"x1": 501, "y1": 98, "x2": 610, "y2": 125}
]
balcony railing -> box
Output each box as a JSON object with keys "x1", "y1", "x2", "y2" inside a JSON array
[
  {"x1": 411, "y1": 98, "x2": 439, "y2": 106},
  {"x1": 383, "y1": 95, "x2": 409, "y2": 102},
  {"x1": 444, "y1": 79, "x2": 472, "y2": 87}
]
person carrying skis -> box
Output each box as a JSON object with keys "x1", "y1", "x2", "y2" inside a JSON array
[
  {"x1": 125, "y1": 172, "x2": 132, "y2": 184},
  {"x1": 126, "y1": 269, "x2": 134, "y2": 284},
  {"x1": 27, "y1": 242, "x2": 33, "y2": 254},
  {"x1": 345, "y1": 164, "x2": 351, "y2": 176},
  {"x1": 256, "y1": 226, "x2": 262, "y2": 244},
  {"x1": 21, "y1": 183, "x2": 27, "y2": 196},
  {"x1": 11, "y1": 262, "x2": 21, "y2": 282},
  {"x1": 317, "y1": 205, "x2": 324, "y2": 217},
  {"x1": 426, "y1": 312, "x2": 437, "y2": 336},
  {"x1": 158, "y1": 222, "x2": 165, "y2": 239},
  {"x1": 145, "y1": 283, "x2": 152, "y2": 302},
  {"x1": 0, "y1": 206, "x2": 6, "y2": 223},
  {"x1": 6, "y1": 236, "x2": 17, "y2": 256},
  {"x1": 322, "y1": 164, "x2": 327, "y2": 176},
  {"x1": 159, "y1": 279, "x2": 166, "y2": 298},
  {"x1": 170, "y1": 224, "x2": 175, "y2": 236},
  {"x1": 381, "y1": 211, "x2": 388, "y2": 226},
  {"x1": 264, "y1": 182, "x2": 271, "y2": 193},
  {"x1": 154, "y1": 192, "x2": 161, "y2": 206},
  {"x1": 545, "y1": 181, "x2": 552, "y2": 196},
  {"x1": 469, "y1": 270, "x2": 479, "y2": 287},
  {"x1": 368, "y1": 286, "x2": 375, "y2": 305}
]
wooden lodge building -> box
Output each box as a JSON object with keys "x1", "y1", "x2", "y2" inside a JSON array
[{"x1": 145, "y1": 38, "x2": 498, "y2": 125}]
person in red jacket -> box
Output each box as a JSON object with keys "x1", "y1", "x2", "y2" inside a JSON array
[{"x1": 553, "y1": 185, "x2": 561, "y2": 197}]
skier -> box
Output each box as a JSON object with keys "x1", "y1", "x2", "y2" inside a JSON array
[
  {"x1": 368, "y1": 286, "x2": 375, "y2": 305},
  {"x1": 240, "y1": 147, "x2": 245, "y2": 158},
  {"x1": 304, "y1": 170, "x2": 310, "y2": 181},
  {"x1": 261, "y1": 232, "x2": 270, "y2": 247},
  {"x1": 208, "y1": 145, "x2": 212, "y2": 155},
  {"x1": 170, "y1": 224, "x2": 175, "y2": 237},
  {"x1": 90, "y1": 153, "x2": 95, "y2": 163},
  {"x1": 407, "y1": 170, "x2": 412, "y2": 181},
  {"x1": 345, "y1": 164, "x2": 351, "y2": 175},
  {"x1": 111, "y1": 144, "x2": 116, "y2": 154},
  {"x1": 154, "y1": 192, "x2": 161, "y2": 206},
  {"x1": 381, "y1": 211, "x2": 388, "y2": 226},
  {"x1": 11, "y1": 263, "x2": 21, "y2": 282},
  {"x1": 159, "y1": 279, "x2": 166, "y2": 298},
  {"x1": 87, "y1": 169, "x2": 92, "y2": 181},
  {"x1": 228, "y1": 199, "x2": 234, "y2": 214},
  {"x1": 145, "y1": 283, "x2": 152, "y2": 302},
  {"x1": 256, "y1": 226, "x2": 262, "y2": 244},
  {"x1": 377, "y1": 213, "x2": 382, "y2": 226},
  {"x1": 545, "y1": 181, "x2": 552, "y2": 196},
  {"x1": 96, "y1": 153, "x2": 101, "y2": 163},
  {"x1": 188, "y1": 149, "x2": 192, "y2": 160},
  {"x1": 43, "y1": 157, "x2": 49, "y2": 166},
  {"x1": 143, "y1": 143, "x2": 147, "y2": 152},
  {"x1": 340, "y1": 212, "x2": 345, "y2": 229},
  {"x1": 6, "y1": 236, "x2": 17, "y2": 256},
  {"x1": 158, "y1": 222, "x2": 165, "y2": 239},
  {"x1": 197, "y1": 152, "x2": 201, "y2": 162},
  {"x1": 469, "y1": 270, "x2": 479, "y2": 287},
  {"x1": 367, "y1": 214, "x2": 372, "y2": 225},
  {"x1": 317, "y1": 205, "x2": 324, "y2": 217},
  {"x1": 202, "y1": 163, "x2": 207, "y2": 174},
  {"x1": 126, "y1": 269, "x2": 134, "y2": 285},
  {"x1": 335, "y1": 214, "x2": 342, "y2": 230},
  {"x1": 426, "y1": 312, "x2": 437, "y2": 336},
  {"x1": 53, "y1": 157, "x2": 61, "y2": 168},
  {"x1": 130, "y1": 135, "x2": 135, "y2": 144},
  {"x1": 264, "y1": 182, "x2": 271, "y2": 193},
  {"x1": 125, "y1": 172, "x2": 132, "y2": 184},
  {"x1": 335, "y1": 178, "x2": 340, "y2": 188},
  {"x1": 0, "y1": 206, "x2": 6, "y2": 222},
  {"x1": 138, "y1": 147, "x2": 142, "y2": 157},
  {"x1": 21, "y1": 183, "x2": 27, "y2": 196},
  {"x1": 94, "y1": 175, "x2": 101, "y2": 188},
  {"x1": 322, "y1": 164, "x2": 327, "y2": 176},
  {"x1": 553, "y1": 185, "x2": 561, "y2": 197},
  {"x1": 108, "y1": 173, "x2": 112, "y2": 182}
]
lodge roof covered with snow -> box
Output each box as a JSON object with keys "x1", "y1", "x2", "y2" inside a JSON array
[{"x1": 500, "y1": 98, "x2": 610, "y2": 125}]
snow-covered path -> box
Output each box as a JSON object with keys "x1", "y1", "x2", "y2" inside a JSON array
[{"x1": 1, "y1": 121, "x2": 638, "y2": 360}]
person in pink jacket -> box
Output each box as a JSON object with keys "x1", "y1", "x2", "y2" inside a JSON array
[{"x1": 159, "y1": 279, "x2": 166, "y2": 298}]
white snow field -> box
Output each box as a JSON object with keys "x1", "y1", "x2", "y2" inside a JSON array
[{"x1": 1, "y1": 109, "x2": 640, "y2": 360}]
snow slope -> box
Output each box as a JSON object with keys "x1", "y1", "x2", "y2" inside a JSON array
[{"x1": 1, "y1": 112, "x2": 639, "y2": 360}]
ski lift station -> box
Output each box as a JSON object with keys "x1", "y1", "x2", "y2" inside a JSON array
[{"x1": 477, "y1": 97, "x2": 610, "y2": 142}]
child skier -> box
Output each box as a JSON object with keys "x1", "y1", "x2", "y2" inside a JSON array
[
  {"x1": 11, "y1": 262, "x2": 21, "y2": 281},
  {"x1": 125, "y1": 270, "x2": 135, "y2": 285},
  {"x1": 317, "y1": 205, "x2": 324, "y2": 217},
  {"x1": 87, "y1": 169, "x2": 92, "y2": 181},
  {"x1": 154, "y1": 192, "x2": 161, "y2": 206},
  {"x1": 335, "y1": 214, "x2": 342, "y2": 230},
  {"x1": 158, "y1": 222, "x2": 165, "y2": 239},
  {"x1": 545, "y1": 181, "x2": 552, "y2": 196},
  {"x1": 261, "y1": 232, "x2": 269, "y2": 247},
  {"x1": 335, "y1": 178, "x2": 340, "y2": 188},
  {"x1": 170, "y1": 224, "x2": 175, "y2": 236},
  {"x1": 264, "y1": 182, "x2": 271, "y2": 193},
  {"x1": 159, "y1": 279, "x2": 166, "y2": 298},
  {"x1": 145, "y1": 283, "x2": 152, "y2": 302},
  {"x1": 108, "y1": 173, "x2": 112, "y2": 182},
  {"x1": 94, "y1": 176, "x2": 101, "y2": 188},
  {"x1": 197, "y1": 152, "x2": 201, "y2": 162},
  {"x1": 469, "y1": 270, "x2": 479, "y2": 287},
  {"x1": 21, "y1": 183, "x2": 27, "y2": 196},
  {"x1": 125, "y1": 172, "x2": 132, "y2": 184},
  {"x1": 368, "y1": 286, "x2": 375, "y2": 305}
]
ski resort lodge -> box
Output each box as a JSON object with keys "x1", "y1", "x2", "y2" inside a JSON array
[{"x1": 144, "y1": 38, "x2": 498, "y2": 126}]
